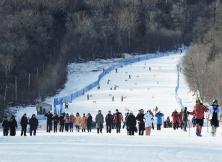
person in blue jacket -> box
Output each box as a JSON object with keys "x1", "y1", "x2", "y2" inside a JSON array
[{"x1": 155, "y1": 111, "x2": 164, "y2": 130}]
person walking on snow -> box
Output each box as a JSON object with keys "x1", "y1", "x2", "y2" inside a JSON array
[
  {"x1": 182, "y1": 107, "x2": 189, "y2": 131},
  {"x1": 2, "y1": 116, "x2": 9, "y2": 136},
  {"x1": 87, "y1": 113, "x2": 93, "y2": 132},
  {"x1": 53, "y1": 114, "x2": 59, "y2": 133},
  {"x1": 29, "y1": 114, "x2": 38, "y2": 136},
  {"x1": 114, "y1": 109, "x2": 123, "y2": 133},
  {"x1": 81, "y1": 113, "x2": 87, "y2": 132},
  {"x1": 208, "y1": 100, "x2": 222, "y2": 136},
  {"x1": 69, "y1": 113, "x2": 75, "y2": 132},
  {"x1": 20, "y1": 113, "x2": 28, "y2": 136},
  {"x1": 188, "y1": 99, "x2": 208, "y2": 137},
  {"x1": 155, "y1": 111, "x2": 164, "y2": 130},
  {"x1": 9, "y1": 115, "x2": 17, "y2": 136},
  {"x1": 171, "y1": 110, "x2": 179, "y2": 130},
  {"x1": 105, "y1": 111, "x2": 113, "y2": 133},
  {"x1": 126, "y1": 112, "x2": 136, "y2": 136},
  {"x1": 75, "y1": 112, "x2": 81, "y2": 132},
  {"x1": 95, "y1": 110, "x2": 104, "y2": 134},
  {"x1": 136, "y1": 109, "x2": 145, "y2": 136},
  {"x1": 45, "y1": 111, "x2": 53, "y2": 133},
  {"x1": 64, "y1": 113, "x2": 70, "y2": 132},
  {"x1": 144, "y1": 110, "x2": 154, "y2": 136}
]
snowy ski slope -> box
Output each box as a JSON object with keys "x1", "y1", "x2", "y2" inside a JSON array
[{"x1": 1, "y1": 51, "x2": 222, "y2": 162}]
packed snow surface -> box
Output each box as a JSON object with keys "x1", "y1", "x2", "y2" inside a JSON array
[{"x1": 1, "y1": 51, "x2": 222, "y2": 162}]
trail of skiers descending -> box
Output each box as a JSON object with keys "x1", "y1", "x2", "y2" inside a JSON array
[{"x1": 2, "y1": 99, "x2": 222, "y2": 137}]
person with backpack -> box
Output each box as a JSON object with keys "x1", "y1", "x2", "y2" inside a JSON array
[
  {"x1": 126, "y1": 112, "x2": 136, "y2": 136},
  {"x1": 144, "y1": 110, "x2": 154, "y2": 136},
  {"x1": 188, "y1": 99, "x2": 208, "y2": 136},
  {"x1": 20, "y1": 113, "x2": 28, "y2": 136},
  {"x1": 136, "y1": 109, "x2": 145, "y2": 136},
  {"x1": 29, "y1": 114, "x2": 38, "y2": 136},
  {"x1": 2, "y1": 116, "x2": 9, "y2": 136},
  {"x1": 87, "y1": 113, "x2": 93, "y2": 132},
  {"x1": 155, "y1": 111, "x2": 164, "y2": 130},
  {"x1": 208, "y1": 100, "x2": 222, "y2": 136},
  {"x1": 95, "y1": 110, "x2": 104, "y2": 134},
  {"x1": 114, "y1": 109, "x2": 123, "y2": 133},
  {"x1": 105, "y1": 111, "x2": 114, "y2": 133},
  {"x1": 9, "y1": 115, "x2": 17, "y2": 136}
]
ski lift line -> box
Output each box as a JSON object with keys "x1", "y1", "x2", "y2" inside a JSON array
[{"x1": 54, "y1": 48, "x2": 186, "y2": 114}]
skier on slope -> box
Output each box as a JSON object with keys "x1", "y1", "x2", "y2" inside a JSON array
[
  {"x1": 95, "y1": 110, "x2": 104, "y2": 134},
  {"x1": 105, "y1": 111, "x2": 114, "y2": 133},
  {"x1": 20, "y1": 113, "x2": 28, "y2": 136},
  {"x1": 208, "y1": 99, "x2": 222, "y2": 136},
  {"x1": 144, "y1": 110, "x2": 154, "y2": 136},
  {"x1": 136, "y1": 109, "x2": 145, "y2": 136},
  {"x1": 188, "y1": 99, "x2": 208, "y2": 136}
]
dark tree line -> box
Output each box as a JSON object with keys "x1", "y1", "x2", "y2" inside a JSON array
[
  {"x1": 0, "y1": 0, "x2": 217, "y2": 117},
  {"x1": 182, "y1": 0, "x2": 222, "y2": 103}
]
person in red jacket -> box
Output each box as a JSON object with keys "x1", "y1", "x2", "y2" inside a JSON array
[
  {"x1": 171, "y1": 110, "x2": 179, "y2": 130},
  {"x1": 189, "y1": 99, "x2": 208, "y2": 136}
]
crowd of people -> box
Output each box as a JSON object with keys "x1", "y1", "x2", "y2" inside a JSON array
[{"x1": 2, "y1": 99, "x2": 222, "y2": 137}]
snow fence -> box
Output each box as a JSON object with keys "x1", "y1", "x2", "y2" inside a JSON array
[{"x1": 53, "y1": 48, "x2": 185, "y2": 114}]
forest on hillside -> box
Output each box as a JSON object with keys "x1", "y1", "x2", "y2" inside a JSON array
[
  {"x1": 0, "y1": 0, "x2": 219, "y2": 116},
  {"x1": 182, "y1": 0, "x2": 222, "y2": 103}
]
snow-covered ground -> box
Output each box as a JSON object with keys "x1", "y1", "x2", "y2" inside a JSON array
[{"x1": 1, "y1": 51, "x2": 222, "y2": 162}]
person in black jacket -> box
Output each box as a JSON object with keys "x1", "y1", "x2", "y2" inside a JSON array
[
  {"x1": 87, "y1": 113, "x2": 92, "y2": 132},
  {"x1": 20, "y1": 113, "x2": 28, "y2": 136},
  {"x1": 45, "y1": 111, "x2": 53, "y2": 133},
  {"x1": 29, "y1": 114, "x2": 38, "y2": 136},
  {"x1": 9, "y1": 115, "x2": 17, "y2": 136},
  {"x1": 2, "y1": 117, "x2": 9, "y2": 136},
  {"x1": 105, "y1": 111, "x2": 113, "y2": 133},
  {"x1": 59, "y1": 114, "x2": 65, "y2": 132},
  {"x1": 53, "y1": 114, "x2": 59, "y2": 133},
  {"x1": 126, "y1": 112, "x2": 137, "y2": 136},
  {"x1": 136, "y1": 109, "x2": 145, "y2": 136}
]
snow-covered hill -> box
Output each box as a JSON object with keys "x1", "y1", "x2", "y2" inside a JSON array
[{"x1": 2, "y1": 51, "x2": 222, "y2": 162}]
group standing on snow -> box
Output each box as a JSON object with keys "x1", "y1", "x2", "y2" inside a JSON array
[{"x1": 2, "y1": 99, "x2": 222, "y2": 137}]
